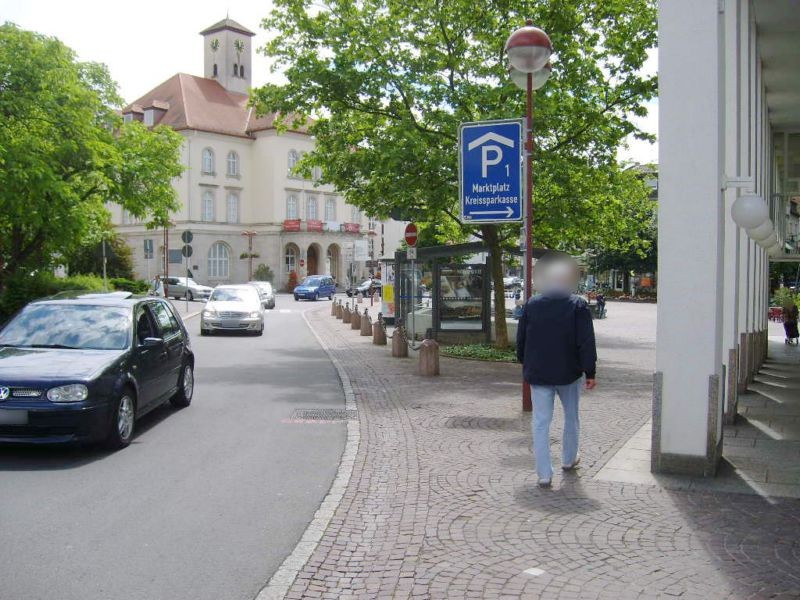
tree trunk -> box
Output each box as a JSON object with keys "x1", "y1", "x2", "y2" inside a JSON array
[{"x1": 481, "y1": 225, "x2": 509, "y2": 348}]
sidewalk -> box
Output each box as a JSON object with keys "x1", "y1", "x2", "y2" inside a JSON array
[{"x1": 279, "y1": 303, "x2": 800, "y2": 599}]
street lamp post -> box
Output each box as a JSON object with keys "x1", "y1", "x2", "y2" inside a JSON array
[
  {"x1": 506, "y1": 20, "x2": 552, "y2": 412},
  {"x1": 241, "y1": 230, "x2": 257, "y2": 281}
]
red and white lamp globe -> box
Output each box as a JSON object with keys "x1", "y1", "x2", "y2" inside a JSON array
[
  {"x1": 505, "y1": 22, "x2": 552, "y2": 74},
  {"x1": 509, "y1": 62, "x2": 552, "y2": 91}
]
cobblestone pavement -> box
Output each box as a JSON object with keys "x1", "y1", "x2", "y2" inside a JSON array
[{"x1": 287, "y1": 302, "x2": 800, "y2": 599}]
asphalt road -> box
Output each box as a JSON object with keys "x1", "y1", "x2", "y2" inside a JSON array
[{"x1": 0, "y1": 295, "x2": 346, "y2": 600}]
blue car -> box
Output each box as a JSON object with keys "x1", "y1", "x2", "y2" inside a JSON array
[
  {"x1": 0, "y1": 293, "x2": 194, "y2": 449},
  {"x1": 294, "y1": 275, "x2": 335, "y2": 301}
]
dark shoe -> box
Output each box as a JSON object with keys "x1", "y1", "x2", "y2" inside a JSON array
[
  {"x1": 538, "y1": 478, "x2": 552, "y2": 488},
  {"x1": 562, "y1": 455, "x2": 581, "y2": 471}
]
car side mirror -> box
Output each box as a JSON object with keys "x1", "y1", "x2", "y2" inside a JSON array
[{"x1": 142, "y1": 337, "x2": 164, "y2": 347}]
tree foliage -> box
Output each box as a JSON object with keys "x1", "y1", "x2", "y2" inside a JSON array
[
  {"x1": 65, "y1": 222, "x2": 135, "y2": 279},
  {"x1": 253, "y1": 0, "x2": 657, "y2": 344},
  {"x1": 0, "y1": 23, "x2": 184, "y2": 289}
]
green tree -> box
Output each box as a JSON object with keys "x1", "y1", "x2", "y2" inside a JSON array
[
  {"x1": 65, "y1": 222, "x2": 135, "y2": 279},
  {"x1": 0, "y1": 23, "x2": 184, "y2": 291},
  {"x1": 253, "y1": 0, "x2": 656, "y2": 346}
]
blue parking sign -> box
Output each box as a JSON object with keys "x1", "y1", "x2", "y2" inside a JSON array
[{"x1": 458, "y1": 119, "x2": 524, "y2": 224}]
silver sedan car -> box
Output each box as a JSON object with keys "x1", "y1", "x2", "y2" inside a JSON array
[{"x1": 200, "y1": 285, "x2": 264, "y2": 336}]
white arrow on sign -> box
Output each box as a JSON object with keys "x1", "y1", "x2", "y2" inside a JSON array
[{"x1": 470, "y1": 206, "x2": 515, "y2": 218}]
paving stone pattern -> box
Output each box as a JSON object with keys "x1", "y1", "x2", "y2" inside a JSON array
[{"x1": 287, "y1": 302, "x2": 800, "y2": 599}]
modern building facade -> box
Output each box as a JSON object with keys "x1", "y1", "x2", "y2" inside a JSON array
[
  {"x1": 110, "y1": 18, "x2": 406, "y2": 289},
  {"x1": 654, "y1": 0, "x2": 799, "y2": 475}
]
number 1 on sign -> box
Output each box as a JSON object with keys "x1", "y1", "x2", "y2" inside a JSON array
[{"x1": 505, "y1": 164, "x2": 510, "y2": 177}]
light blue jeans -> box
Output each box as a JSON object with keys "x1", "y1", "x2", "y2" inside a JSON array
[{"x1": 531, "y1": 378, "x2": 582, "y2": 480}]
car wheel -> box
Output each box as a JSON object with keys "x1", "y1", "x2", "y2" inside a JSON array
[
  {"x1": 170, "y1": 362, "x2": 194, "y2": 408},
  {"x1": 294, "y1": 295, "x2": 299, "y2": 301},
  {"x1": 186, "y1": 290, "x2": 194, "y2": 302},
  {"x1": 255, "y1": 323, "x2": 264, "y2": 336},
  {"x1": 312, "y1": 293, "x2": 318, "y2": 301},
  {"x1": 200, "y1": 328, "x2": 209, "y2": 336},
  {"x1": 328, "y1": 293, "x2": 333, "y2": 300},
  {"x1": 105, "y1": 388, "x2": 136, "y2": 449}
]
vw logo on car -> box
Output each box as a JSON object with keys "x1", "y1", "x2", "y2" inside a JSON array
[{"x1": 0, "y1": 386, "x2": 10, "y2": 401}]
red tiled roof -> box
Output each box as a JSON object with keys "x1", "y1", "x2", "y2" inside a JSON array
[{"x1": 122, "y1": 73, "x2": 308, "y2": 138}]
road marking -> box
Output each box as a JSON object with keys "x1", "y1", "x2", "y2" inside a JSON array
[
  {"x1": 279, "y1": 309, "x2": 292, "y2": 314},
  {"x1": 523, "y1": 567, "x2": 546, "y2": 577}
]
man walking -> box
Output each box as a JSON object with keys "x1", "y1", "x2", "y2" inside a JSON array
[{"x1": 516, "y1": 257, "x2": 597, "y2": 488}]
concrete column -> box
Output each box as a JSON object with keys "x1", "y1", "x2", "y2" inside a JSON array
[
  {"x1": 653, "y1": 0, "x2": 725, "y2": 476},
  {"x1": 721, "y1": 0, "x2": 741, "y2": 424}
]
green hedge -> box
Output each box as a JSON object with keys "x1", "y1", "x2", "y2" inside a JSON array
[{"x1": 0, "y1": 272, "x2": 149, "y2": 321}]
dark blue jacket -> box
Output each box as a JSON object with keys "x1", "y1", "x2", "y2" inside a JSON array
[{"x1": 516, "y1": 293, "x2": 597, "y2": 385}]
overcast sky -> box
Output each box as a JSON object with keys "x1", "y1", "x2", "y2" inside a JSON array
[{"x1": 1, "y1": 0, "x2": 657, "y2": 164}]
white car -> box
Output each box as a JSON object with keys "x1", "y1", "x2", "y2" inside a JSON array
[
  {"x1": 159, "y1": 276, "x2": 213, "y2": 301},
  {"x1": 200, "y1": 285, "x2": 264, "y2": 336}
]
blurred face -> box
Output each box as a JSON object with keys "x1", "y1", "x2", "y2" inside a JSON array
[{"x1": 534, "y1": 256, "x2": 579, "y2": 295}]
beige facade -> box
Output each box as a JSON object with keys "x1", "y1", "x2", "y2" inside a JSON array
[{"x1": 111, "y1": 18, "x2": 406, "y2": 290}]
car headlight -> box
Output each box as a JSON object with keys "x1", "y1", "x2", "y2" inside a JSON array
[
  {"x1": 249, "y1": 311, "x2": 260, "y2": 318},
  {"x1": 47, "y1": 384, "x2": 88, "y2": 403},
  {"x1": 202, "y1": 309, "x2": 217, "y2": 318}
]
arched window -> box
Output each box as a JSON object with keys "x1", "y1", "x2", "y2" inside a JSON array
[
  {"x1": 213, "y1": 63, "x2": 218, "y2": 77},
  {"x1": 227, "y1": 151, "x2": 240, "y2": 176},
  {"x1": 208, "y1": 242, "x2": 230, "y2": 279},
  {"x1": 325, "y1": 197, "x2": 336, "y2": 222},
  {"x1": 285, "y1": 246, "x2": 297, "y2": 273},
  {"x1": 306, "y1": 195, "x2": 318, "y2": 220},
  {"x1": 202, "y1": 148, "x2": 215, "y2": 174},
  {"x1": 286, "y1": 194, "x2": 298, "y2": 219},
  {"x1": 226, "y1": 192, "x2": 239, "y2": 223},
  {"x1": 201, "y1": 190, "x2": 215, "y2": 222},
  {"x1": 233, "y1": 64, "x2": 239, "y2": 77},
  {"x1": 240, "y1": 65, "x2": 245, "y2": 78},
  {"x1": 287, "y1": 150, "x2": 299, "y2": 175},
  {"x1": 312, "y1": 166, "x2": 323, "y2": 181}
]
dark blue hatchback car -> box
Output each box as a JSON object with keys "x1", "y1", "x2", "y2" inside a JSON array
[
  {"x1": 293, "y1": 275, "x2": 336, "y2": 301},
  {"x1": 0, "y1": 294, "x2": 194, "y2": 449}
]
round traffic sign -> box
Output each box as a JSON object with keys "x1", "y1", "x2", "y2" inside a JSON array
[
  {"x1": 181, "y1": 230, "x2": 193, "y2": 244},
  {"x1": 404, "y1": 223, "x2": 418, "y2": 247},
  {"x1": 181, "y1": 244, "x2": 193, "y2": 258},
  {"x1": 299, "y1": 259, "x2": 305, "y2": 267}
]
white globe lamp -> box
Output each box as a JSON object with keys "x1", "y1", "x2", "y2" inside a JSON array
[
  {"x1": 505, "y1": 22, "x2": 552, "y2": 74},
  {"x1": 731, "y1": 194, "x2": 768, "y2": 229},
  {"x1": 746, "y1": 219, "x2": 774, "y2": 242}
]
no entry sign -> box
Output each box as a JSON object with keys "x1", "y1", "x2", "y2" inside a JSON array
[{"x1": 404, "y1": 223, "x2": 418, "y2": 247}]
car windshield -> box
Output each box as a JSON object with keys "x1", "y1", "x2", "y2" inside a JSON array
[
  {"x1": 209, "y1": 288, "x2": 258, "y2": 303},
  {"x1": 302, "y1": 277, "x2": 323, "y2": 286},
  {"x1": 0, "y1": 304, "x2": 131, "y2": 350},
  {"x1": 360, "y1": 280, "x2": 373, "y2": 287}
]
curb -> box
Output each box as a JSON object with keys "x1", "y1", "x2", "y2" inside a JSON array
[{"x1": 255, "y1": 306, "x2": 361, "y2": 600}]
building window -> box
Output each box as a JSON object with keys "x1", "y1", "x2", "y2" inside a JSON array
[
  {"x1": 226, "y1": 192, "x2": 239, "y2": 223},
  {"x1": 233, "y1": 64, "x2": 239, "y2": 77},
  {"x1": 202, "y1": 148, "x2": 215, "y2": 174},
  {"x1": 123, "y1": 113, "x2": 133, "y2": 123},
  {"x1": 287, "y1": 150, "x2": 299, "y2": 175},
  {"x1": 208, "y1": 242, "x2": 230, "y2": 278},
  {"x1": 240, "y1": 65, "x2": 245, "y2": 78},
  {"x1": 286, "y1": 194, "x2": 298, "y2": 219},
  {"x1": 143, "y1": 110, "x2": 154, "y2": 126},
  {"x1": 227, "y1": 151, "x2": 240, "y2": 177},
  {"x1": 312, "y1": 166, "x2": 323, "y2": 182},
  {"x1": 350, "y1": 205, "x2": 360, "y2": 223},
  {"x1": 202, "y1": 190, "x2": 215, "y2": 222},
  {"x1": 306, "y1": 195, "x2": 318, "y2": 220},
  {"x1": 325, "y1": 197, "x2": 336, "y2": 222},
  {"x1": 121, "y1": 209, "x2": 130, "y2": 225},
  {"x1": 285, "y1": 246, "x2": 297, "y2": 273},
  {"x1": 213, "y1": 63, "x2": 218, "y2": 77},
  {"x1": 301, "y1": 152, "x2": 311, "y2": 180}
]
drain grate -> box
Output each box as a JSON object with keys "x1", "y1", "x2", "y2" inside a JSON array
[{"x1": 286, "y1": 408, "x2": 357, "y2": 423}]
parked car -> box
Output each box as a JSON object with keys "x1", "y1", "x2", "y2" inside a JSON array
[
  {"x1": 503, "y1": 276, "x2": 523, "y2": 290},
  {"x1": 201, "y1": 285, "x2": 264, "y2": 335},
  {"x1": 346, "y1": 278, "x2": 382, "y2": 297},
  {"x1": 248, "y1": 281, "x2": 276, "y2": 309},
  {"x1": 294, "y1": 275, "x2": 336, "y2": 301},
  {"x1": 0, "y1": 293, "x2": 194, "y2": 448},
  {"x1": 157, "y1": 276, "x2": 213, "y2": 301}
]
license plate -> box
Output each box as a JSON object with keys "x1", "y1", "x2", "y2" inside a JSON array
[{"x1": 0, "y1": 410, "x2": 28, "y2": 425}]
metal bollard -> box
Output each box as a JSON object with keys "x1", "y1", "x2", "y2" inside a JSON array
[
  {"x1": 342, "y1": 303, "x2": 352, "y2": 324},
  {"x1": 351, "y1": 306, "x2": 361, "y2": 330},
  {"x1": 392, "y1": 324, "x2": 409, "y2": 358},
  {"x1": 360, "y1": 308, "x2": 371, "y2": 336},
  {"x1": 418, "y1": 338, "x2": 440, "y2": 376},
  {"x1": 373, "y1": 313, "x2": 387, "y2": 345}
]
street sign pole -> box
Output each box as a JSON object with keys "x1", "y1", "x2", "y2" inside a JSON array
[{"x1": 404, "y1": 224, "x2": 418, "y2": 346}]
